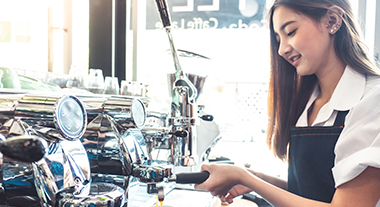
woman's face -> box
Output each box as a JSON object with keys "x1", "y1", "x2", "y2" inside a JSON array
[{"x1": 272, "y1": 6, "x2": 334, "y2": 76}]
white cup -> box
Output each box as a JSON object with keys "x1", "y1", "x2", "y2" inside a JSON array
[
  {"x1": 86, "y1": 69, "x2": 104, "y2": 94},
  {"x1": 103, "y1": 76, "x2": 119, "y2": 95}
]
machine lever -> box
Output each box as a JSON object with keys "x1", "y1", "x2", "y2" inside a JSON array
[{"x1": 168, "y1": 171, "x2": 210, "y2": 184}]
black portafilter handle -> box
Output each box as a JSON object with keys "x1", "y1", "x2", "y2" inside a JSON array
[
  {"x1": 155, "y1": 0, "x2": 171, "y2": 28},
  {"x1": 170, "y1": 130, "x2": 188, "y2": 138},
  {"x1": 169, "y1": 171, "x2": 210, "y2": 184},
  {"x1": 0, "y1": 135, "x2": 48, "y2": 163}
]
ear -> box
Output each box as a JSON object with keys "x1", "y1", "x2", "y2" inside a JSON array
[{"x1": 325, "y1": 6, "x2": 344, "y2": 35}]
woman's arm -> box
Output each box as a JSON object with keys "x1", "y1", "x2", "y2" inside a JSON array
[
  {"x1": 195, "y1": 164, "x2": 380, "y2": 207},
  {"x1": 246, "y1": 168, "x2": 287, "y2": 190}
]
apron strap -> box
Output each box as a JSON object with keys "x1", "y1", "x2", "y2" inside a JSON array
[{"x1": 333, "y1": 111, "x2": 349, "y2": 127}]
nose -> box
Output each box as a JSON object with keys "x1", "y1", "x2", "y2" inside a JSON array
[{"x1": 278, "y1": 40, "x2": 292, "y2": 57}]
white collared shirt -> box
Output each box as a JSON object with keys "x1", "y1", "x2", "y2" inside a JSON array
[{"x1": 295, "y1": 65, "x2": 380, "y2": 188}]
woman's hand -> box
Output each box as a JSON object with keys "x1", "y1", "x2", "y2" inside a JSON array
[
  {"x1": 194, "y1": 164, "x2": 251, "y2": 197},
  {"x1": 220, "y1": 184, "x2": 253, "y2": 204}
]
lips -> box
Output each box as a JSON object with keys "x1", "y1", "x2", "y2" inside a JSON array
[
  {"x1": 289, "y1": 55, "x2": 301, "y2": 66},
  {"x1": 291, "y1": 55, "x2": 301, "y2": 62}
]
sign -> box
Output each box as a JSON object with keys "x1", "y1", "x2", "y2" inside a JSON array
[{"x1": 146, "y1": 0, "x2": 266, "y2": 30}]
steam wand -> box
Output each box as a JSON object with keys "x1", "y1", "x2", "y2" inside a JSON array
[{"x1": 154, "y1": 0, "x2": 198, "y2": 103}]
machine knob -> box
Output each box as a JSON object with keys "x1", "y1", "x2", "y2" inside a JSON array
[{"x1": 200, "y1": 115, "x2": 214, "y2": 121}]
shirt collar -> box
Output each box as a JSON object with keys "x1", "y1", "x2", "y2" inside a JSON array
[
  {"x1": 328, "y1": 65, "x2": 365, "y2": 110},
  {"x1": 296, "y1": 65, "x2": 366, "y2": 126}
]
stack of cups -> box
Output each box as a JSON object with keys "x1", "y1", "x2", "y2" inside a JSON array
[
  {"x1": 120, "y1": 81, "x2": 145, "y2": 97},
  {"x1": 66, "y1": 65, "x2": 87, "y2": 89},
  {"x1": 103, "y1": 76, "x2": 119, "y2": 95},
  {"x1": 86, "y1": 69, "x2": 104, "y2": 94}
]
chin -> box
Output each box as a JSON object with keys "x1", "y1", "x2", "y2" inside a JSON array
[{"x1": 296, "y1": 68, "x2": 314, "y2": 76}]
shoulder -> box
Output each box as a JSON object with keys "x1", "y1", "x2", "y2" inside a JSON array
[
  {"x1": 346, "y1": 74, "x2": 380, "y2": 123},
  {"x1": 341, "y1": 73, "x2": 380, "y2": 139},
  {"x1": 364, "y1": 74, "x2": 380, "y2": 94},
  {"x1": 332, "y1": 73, "x2": 380, "y2": 187}
]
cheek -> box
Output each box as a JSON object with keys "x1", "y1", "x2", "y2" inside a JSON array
[{"x1": 299, "y1": 32, "x2": 327, "y2": 57}]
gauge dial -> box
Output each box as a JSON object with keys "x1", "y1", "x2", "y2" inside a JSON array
[
  {"x1": 55, "y1": 96, "x2": 87, "y2": 140},
  {"x1": 132, "y1": 99, "x2": 146, "y2": 128}
]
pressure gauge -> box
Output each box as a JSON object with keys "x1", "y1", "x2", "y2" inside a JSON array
[
  {"x1": 54, "y1": 95, "x2": 87, "y2": 140},
  {"x1": 132, "y1": 99, "x2": 146, "y2": 129}
]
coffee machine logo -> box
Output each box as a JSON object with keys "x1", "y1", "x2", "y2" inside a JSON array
[{"x1": 146, "y1": 0, "x2": 266, "y2": 30}]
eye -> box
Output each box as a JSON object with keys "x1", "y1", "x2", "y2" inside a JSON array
[{"x1": 287, "y1": 29, "x2": 296, "y2": 36}]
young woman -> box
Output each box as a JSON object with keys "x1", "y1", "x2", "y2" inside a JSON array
[{"x1": 194, "y1": 0, "x2": 380, "y2": 206}]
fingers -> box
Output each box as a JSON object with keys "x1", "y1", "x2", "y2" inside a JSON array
[
  {"x1": 195, "y1": 164, "x2": 211, "y2": 190},
  {"x1": 194, "y1": 177, "x2": 209, "y2": 191},
  {"x1": 224, "y1": 193, "x2": 235, "y2": 204},
  {"x1": 200, "y1": 163, "x2": 210, "y2": 171},
  {"x1": 196, "y1": 164, "x2": 235, "y2": 198},
  {"x1": 219, "y1": 194, "x2": 234, "y2": 204},
  {"x1": 194, "y1": 182, "x2": 204, "y2": 190}
]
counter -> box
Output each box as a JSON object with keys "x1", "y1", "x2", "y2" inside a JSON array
[{"x1": 128, "y1": 184, "x2": 258, "y2": 207}]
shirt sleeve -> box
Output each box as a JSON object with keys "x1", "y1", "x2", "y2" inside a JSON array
[{"x1": 333, "y1": 85, "x2": 380, "y2": 187}]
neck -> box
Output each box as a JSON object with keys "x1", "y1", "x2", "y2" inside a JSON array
[{"x1": 315, "y1": 60, "x2": 346, "y2": 101}]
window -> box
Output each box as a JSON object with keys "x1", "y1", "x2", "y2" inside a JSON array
[
  {"x1": 0, "y1": 0, "x2": 88, "y2": 76},
  {"x1": 0, "y1": 0, "x2": 49, "y2": 72}
]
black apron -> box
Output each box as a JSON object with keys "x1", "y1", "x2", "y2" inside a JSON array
[{"x1": 288, "y1": 110, "x2": 349, "y2": 203}]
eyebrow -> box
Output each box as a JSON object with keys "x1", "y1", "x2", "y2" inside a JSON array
[
  {"x1": 274, "y1": 20, "x2": 297, "y2": 35},
  {"x1": 281, "y1": 20, "x2": 296, "y2": 31}
]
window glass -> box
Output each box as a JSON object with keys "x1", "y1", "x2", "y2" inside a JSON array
[
  {"x1": 0, "y1": 0, "x2": 49, "y2": 71},
  {"x1": 0, "y1": 0, "x2": 88, "y2": 76}
]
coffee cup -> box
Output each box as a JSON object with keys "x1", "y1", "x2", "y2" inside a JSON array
[{"x1": 0, "y1": 67, "x2": 21, "y2": 89}]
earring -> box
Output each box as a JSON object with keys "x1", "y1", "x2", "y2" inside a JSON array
[
  {"x1": 337, "y1": 23, "x2": 341, "y2": 28},
  {"x1": 326, "y1": 24, "x2": 329, "y2": 28}
]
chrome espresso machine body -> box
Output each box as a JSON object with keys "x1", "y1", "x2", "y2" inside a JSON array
[
  {"x1": 0, "y1": 91, "x2": 147, "y2": 207},
  {"x1": 0, "y1": 90, "x2": 182, "y2": 207},
  {"x1": 76, "y1": 95, "x2": 175, "y2": 198},
  {"x1": 143, "y1": 73, "x2": 221, "y2": 174}
]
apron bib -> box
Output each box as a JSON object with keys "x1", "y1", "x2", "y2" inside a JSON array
[{"x1": 288, "y1": 111, "x2": 348, "y2": 203}]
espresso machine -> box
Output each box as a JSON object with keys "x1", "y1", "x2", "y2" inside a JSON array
[
  {"x1": 0, "y1": 1, "x2": 221, "y2": 206},
  {"x1": 0, "y1": 90, "x2": 211, "y2": 207},
  {"x1": 0, "y1": 91, "x2": 127, "y2": 207},
  {"x1": 143, "y1": 73, "x2": 221, "y2": 173},
  {"x1": 141, "y1": 0, "x2": 221, "y2": 177}
]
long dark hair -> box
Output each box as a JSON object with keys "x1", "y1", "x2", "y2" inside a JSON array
[{"x1": 266, "y1": 0, "x2": 380, "y2": 160}]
